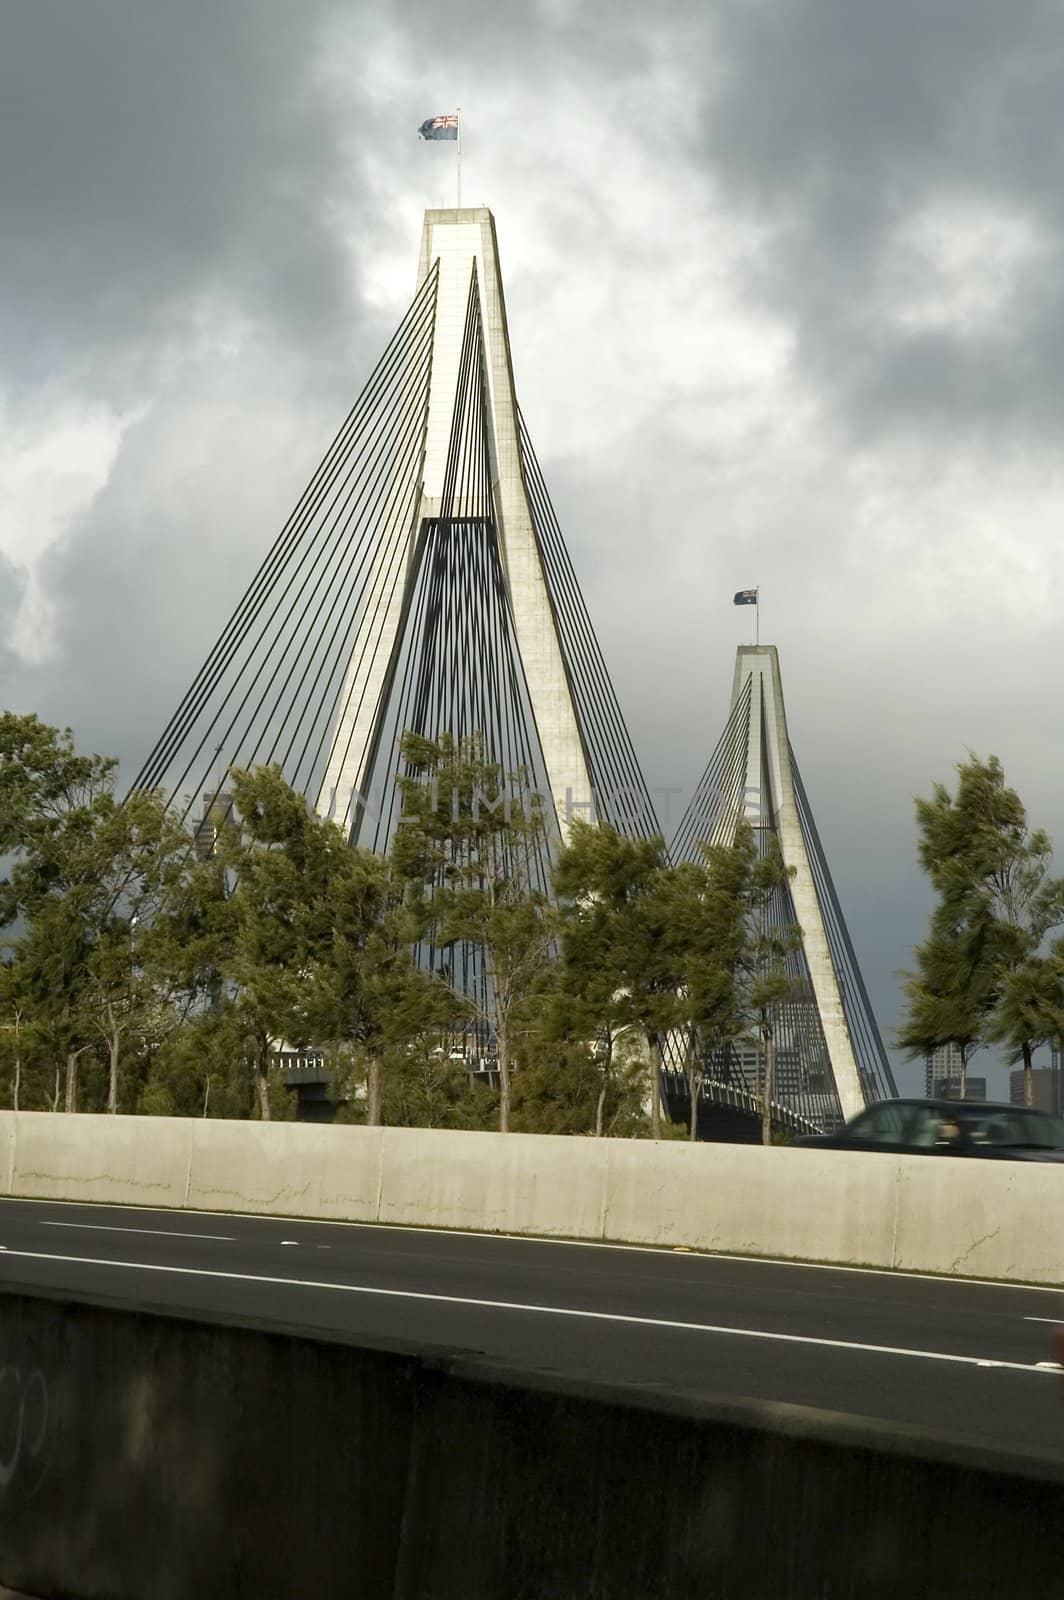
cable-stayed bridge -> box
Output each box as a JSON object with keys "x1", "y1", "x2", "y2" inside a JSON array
[
  {"x1": 133, "y1": 207, "x2": 893, "y2": 1137},
  {"x1": 132, "y1": 208, "x2": 657, "y2": 858}
]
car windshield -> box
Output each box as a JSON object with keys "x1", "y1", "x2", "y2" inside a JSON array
[{"x1": 960, "y1": 1110, "x2": 1064, "y2": 1150}]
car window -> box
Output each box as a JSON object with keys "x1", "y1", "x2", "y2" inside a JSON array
[
  {"x1": 965, "y1": 1110, "x2": 1064, "y2": 1150},
  {"x1": 907, "y1": 1107, "x2": 946, "y2": 1149},
  {"x1": 846, "y1": 1104, "x2": 915, "y2": 1143}
]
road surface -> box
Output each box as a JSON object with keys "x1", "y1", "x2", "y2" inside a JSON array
[{"x1": 1, "y1": 1195, "x2": 1062, "y2": 1459}]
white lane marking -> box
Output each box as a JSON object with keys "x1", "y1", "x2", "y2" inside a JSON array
[
  {"x1": 7, "y1": 1197, "x2": 1064, "y2": 1295},
  {"x1": 0, "y1": 1248, "x2": 1054, "y2": 1376},
  {"x1": 1024, "y1": 1316, "x2": 1063, "y2": 1325},
  {"x1": 40, "y1": 1222, "x2": 235, "y2": 1243}
]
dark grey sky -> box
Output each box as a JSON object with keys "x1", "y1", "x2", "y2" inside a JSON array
[{"x1": 3, "y1": 0, "x2": 1063, "y2": 1094}]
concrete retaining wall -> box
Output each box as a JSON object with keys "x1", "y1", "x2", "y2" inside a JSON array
[
  {"x1": 2, "y1": 1110, "x2": 1063, "y2": 1283},
  {"x1": 2, "y1": 1287, "x2": 1064, "y2": 1599}
]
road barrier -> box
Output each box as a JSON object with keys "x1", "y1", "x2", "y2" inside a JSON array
[
  {"x1": 1, "y1": 1109, "x2": 1062, "y2": 1284},
  {"x1": 1, "y1": 1286, "x2": 1063, "y2": 1599}
]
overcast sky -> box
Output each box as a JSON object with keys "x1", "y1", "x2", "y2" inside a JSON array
[{"x1": 3, "y1": 0, "x2": 1063, "y2": 1094}]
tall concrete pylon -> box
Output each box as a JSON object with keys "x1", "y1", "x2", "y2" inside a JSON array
[
  {"x1": 318, "y1": 209, "x2": 604, "y2": 842},
  {"x1": 132, "y1": 208, "x2": 657, "y2": 856},
  {"x1": 673, "y1": 644, "x2": 896, "y2": 1131}
]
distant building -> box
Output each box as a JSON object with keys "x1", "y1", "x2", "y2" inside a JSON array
[
  {"x1": 731, "y1": 1044, "x2": 804, "y2": 1099},
  {"x1": 923, "y1": 1043, "x2": 979, "y2": 1098},
  {"x1": 931, "y1": 1076, "x2": 986, "y2": 1102},
  {"x1": 1009, "y1": 1066, "x2": 1064, "y2": 1115}
]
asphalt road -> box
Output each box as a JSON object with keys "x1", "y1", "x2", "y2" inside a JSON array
[{"x1": 2, "y1": 1196, "x2": 1064, "y2": 1461}]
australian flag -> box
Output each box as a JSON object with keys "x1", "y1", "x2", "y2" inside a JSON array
[
  {"x1": 733, "y1": 588, "x2": 758, "y2": 605},
  {"x1": 419, "y1": 114, "x2": 459, "y2": 141}
]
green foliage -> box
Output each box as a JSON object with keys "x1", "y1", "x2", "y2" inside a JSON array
[
  {"x1": 553, "y1": 819, "x2": 798, "y2": 1141},
  {"x1": 0, "y1": 712, "x2": 806, "y2": 1144},
  {"x1": 0, "y1": 713, "x2": 191, "y2": 1112},
  {"x1": 691, "y1": 824, "x2": 800, "y2": 1145},
  {"x1": 900, "y1": 754, "x2": 1064, "y2": 1103},
  {"x1": 393, "y1": 732, "x2": 555, "y2": 1132},
  {"x1": 375, "y1": 1048, "x2": 498, "y2": 1130},
  {"x1": 136, "y1": 1010, "x2": 258, "y2": 1120},
  {"x1": 510, "y1": 1037, "x2": 647, "y2": 1136},
  {"x1": 553, "y1": 822, "x2": 683, "y2": 1138}
]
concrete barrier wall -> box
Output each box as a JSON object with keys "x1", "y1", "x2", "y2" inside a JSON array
[
  {"x1": 3, "y1": 1109, "x2": 1064, "y2": 1284},
  {"x1": 8, "y1": 1110, "x2": 195, "y2": 1209},
  {"x1": 2, "y1": 1287, "x2": 1064, "y2": 1600}
]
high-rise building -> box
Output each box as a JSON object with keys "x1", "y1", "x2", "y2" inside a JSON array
[
  {"x1": 931, "y1": 1076, "x2": 986, "y2": 1102},
  {"x1": 1009, "y1": 1067, "x2": 1064, "y2": 1115},
  {"x1": 924, "y1": 1043, "x2": 969, "y2": 1098}
]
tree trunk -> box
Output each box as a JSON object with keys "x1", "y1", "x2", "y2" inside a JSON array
[
  {"x1": 10, "y1": 1010, "x2": 20, "y2": 1112},
  {"x1": 1023, "y1": 1040, "x2": 1034, "y2": 1108},
  {"x1": 498, "y1": 1025, "x2": 511, "y2": 1134},
  {"x1": 687, "y1": 1056, "x2": 699, "y2": 1141},
  {"x1": 52, "y1": 1066, "x2": 60, "y2": 1113},
  {"x1": 65, "y1": 1050, "x2": 79, "y2": 1114},
  {"x1": 594, "y1": 1080, "x2": 607, "y2": 1139},
  {"x1": 107, "y1": 1005, "x2": 120, "y2": 1114},
  {"x1": 594, "y1": 1035, "x2": 613, "y2": 1139},
  {"x1": 256, "y1": 1049, "x2": 271, "y2": 1121},
  {"x1": 648, "y1": 1034, "x2": 661, "y2": 1139},
  {"x1": 761, "y1": 1027, "x2": 776, "y2": 1147},
  {"x1": 366, "y1": 1057, "x2": 382, "y2": 1127}
]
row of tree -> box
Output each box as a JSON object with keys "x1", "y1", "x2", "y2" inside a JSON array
[
  {"x1": 8, "y1": 718, "x2": 1055, "y2": 1131},
  {"x1": 0, "y1": 714, "x2": 795, "y2": 1138},
  {"x1": 900, "y1": 755, "x2": 1064, "y2": 1105}
]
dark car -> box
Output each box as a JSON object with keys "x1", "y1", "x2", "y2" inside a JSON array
[{"x1": 791, "y1": 1098, "x2": 1064, "y2": 1161}]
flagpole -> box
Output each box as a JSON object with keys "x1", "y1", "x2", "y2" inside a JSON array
[
  {"x1": 456, "y1": 108, "x2": 462, "y2": 207},
  {"x1": 756, "y1": 587, "x2": 760, "y2": 647}
]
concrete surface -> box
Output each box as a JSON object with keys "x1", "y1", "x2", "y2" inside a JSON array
[
  {"x1": 376, "y1": 1123, "x2": 609, "y2": 1238},
  {"x1": 2, "y1": 1285, "x2": 1064, "y2": 1599},
  {"x1": 9, "y1": 1111, "x2": 194, "y2": 1210},
  {"x1": 2, "y1": 1110, "x2": 1064, "y2": 1284},
  {"x1": 186, "y1": 1117, "x2": 384, "y2": 1222},
  {"x1": 317, "y1": 207, "x2": 596, "y2": 838},
  {"x1": 728, "y1": 645, "x2": 867, "y2": 1119}
]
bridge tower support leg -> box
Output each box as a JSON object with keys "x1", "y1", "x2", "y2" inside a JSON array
[{"x1": 673, "y1": 644, "x2": 897, "y2": 1133}]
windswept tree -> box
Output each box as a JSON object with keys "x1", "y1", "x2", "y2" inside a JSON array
[
  {"x1": 219, "y1": 764, "x2": 453, "y2": 1125},
  {"x1": 314, "y1": 855, "x2": 453, "y2": 1129},
  {"x1": 218, "y1": 766, "x2": 354, "y2": 1120},
  {"x1": 0, "y1": 713, "x2": 188, "y2": 1112},
  {"x1": 987, "y1": 943, "x2": 1064, "y2": 1106},
  {"x1": 393, "y1": 733, "x2": 555, "y2": 1134},
  {"x1": 743, "y1": 838, "x2": 802, "y2": 1147},
  {"x1": 554, "y1": 822, "x2": 695, "y2": 1140},
  {"x1": 0, "y1": 950, "x2": 34, "y2": 1111},
  {"x1": 544, "y1": 891, "x2": 634, "y2": 1139},
  {"x1": 682, "y1": 823, "x2": 797, "y2": 1145},
  {"x1": 897, "y1": 903, "x2": 1003, "y2": 1098},
  {"x1": 900, "y1": 755, "x2": 1064, "y2": 1105}
]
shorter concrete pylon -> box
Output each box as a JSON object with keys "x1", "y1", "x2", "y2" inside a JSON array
[{"x1": 672, "y1": 644, "x2": 896, "y2": 1135}]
